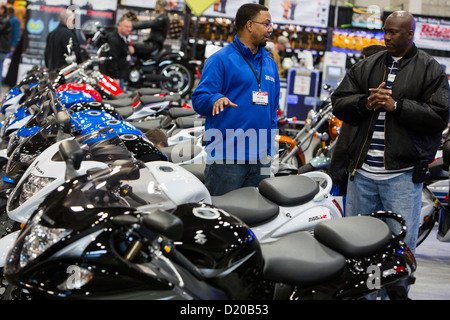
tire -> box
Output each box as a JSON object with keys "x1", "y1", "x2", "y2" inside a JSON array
[
  {"x1": 158, "y1": 63, "x2": 194, "y2": 98},
  {"x1": 416, "y1": 209, "x2": 438, "y2": 246}
]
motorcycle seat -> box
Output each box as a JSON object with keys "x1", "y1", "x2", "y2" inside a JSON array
[
  {"x1": 174, "y1": 117, "x2": 205, "y2": 129},
  {"x1": 114, "y1": 106, "x2": 134, "y2": 118},
  {"x1": 258, "y1": 175, "x2": 319, "y2": 206},
  {"x1": 160, "y1": 139, "x2": 203, "y2": 163},
  {"x1": 106, "y1": 98, "x2": 134, "y2": 108},
  {"x1": 131, "y1": 119, "x2": 163, "y2": 132},
  {"x1": 211, "y1": 187, "x2": 279, "y2": 226},
  {"x1": 179, "y1": 163, "x2": 205, "y2": 182},
  {"x1": 314, "y1": 215, "x2": 392, "y2": 258},
  {"x1": 140, "y1": 95, "x2": 172, "y2": 105},
  {"x1": 168, "y1": 107, "x2": 197, "y2": 119},
  {"x1": 261, "y1": 231, "x2": 346, "y2": 286}
]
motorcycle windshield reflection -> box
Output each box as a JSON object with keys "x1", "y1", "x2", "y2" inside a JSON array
[
  {"x1": 51, "y1": 127, "x2": 131, "y2": 163},
  {"x1": 60, "y1": 158, "x2": 176, "y2": 211},
  {"x1": 6, "y1": 118, "x2": 61, "y2": 180},
  {"x1": 51, "y1": 128, "x2": 176, "y2": 210}
]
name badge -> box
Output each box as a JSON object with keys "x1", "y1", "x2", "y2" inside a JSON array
[
  {"x1": 252, "y1": 91, "x2": 268, "y2": 105},
  {"x1": 387, "y1": 74, "x2": 396, "y2": 83}
]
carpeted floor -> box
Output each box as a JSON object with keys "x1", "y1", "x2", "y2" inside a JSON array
[{"x1": 409, "y1": 225, "x2": 450, "y2": 300}]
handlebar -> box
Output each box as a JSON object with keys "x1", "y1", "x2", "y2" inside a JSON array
[
  {"x1": 113, "y1": 211, "x2": 206, "y2": 280},
  {"x1": 369, "y1": 210, "x2": 407, "y2": 245}
]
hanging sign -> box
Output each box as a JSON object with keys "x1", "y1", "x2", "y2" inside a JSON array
[
  {"x1": 185, "y1": 0, "x2": 217, "y2": 16},
  {"x1": 268, "y1": 0, "x2": 330, "y2": 28},
  {"x1": 415, "y1": 17, "x2": 450, "y2": 52}
]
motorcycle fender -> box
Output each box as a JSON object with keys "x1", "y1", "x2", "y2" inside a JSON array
[
  {"x1": 0, "y1": 230, "x2": 20, "y2": 267},
  {"x1": 270, "y1": 206, "x2": 332, "y2": 239},
  {"x1": 309, "y1": 155, "x2": 331, "y2": 169},
  {"x1": 145, "y1": 161, "x2": 212, "y2": 205},
  {"x1": 157, "y1": 57, "x2": 190, "y2": 69},
  {"x1": 427, "y1": 179, "x2": 449, "y2": 204},
  {"x1": 126, "y1": 102, "x2": 170, "y2": 121},
  {"x1": 2, "y1": 93, "x2": 24, "y2": 116}
]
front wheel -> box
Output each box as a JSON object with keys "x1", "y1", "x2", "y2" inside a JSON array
[{"x1": 158, "y1": 63, "x2": 194, "y2": 98}]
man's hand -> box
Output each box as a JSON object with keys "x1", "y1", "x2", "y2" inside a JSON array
[
  {"x1": 367, "y1": 82, "x2": 396, "y2": 112},
  {"x1": 212, "y1": 97, "x2": 238, "y2": 116}
]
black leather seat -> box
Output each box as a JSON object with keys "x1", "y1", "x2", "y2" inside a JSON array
[
  {"x1": 314, "y1": 215, "x2": 392, "y2": 258},
  {"x1": 212, "y1": 187, "x2": 279, "y2": 226},
  {"x1": 261, "y1": 231, "x2": 346, "y2": 286},
  {"x1": 258, "y1": 174, "x2": 319, "y2": 206}
]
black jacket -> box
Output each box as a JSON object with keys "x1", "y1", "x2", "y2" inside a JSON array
[
  {"x1": 0, "y1": 13, "x2": 11, "y2": 54},
  {"x1": 133, "y1": 12, "x2": 170, "y2": 45},
  {"x1": 331, "y1": 44, "x2": 449, "y2": 175},
  {"x1": 44, "y1": 23, "x2": 82, "y2": 71},
  {"x1": 100, "y1": 29, "x2": 130, "y2": 80}
]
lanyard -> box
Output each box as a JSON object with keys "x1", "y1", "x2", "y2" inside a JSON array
[{"x1": 233, "y1": 40, "x2": 263, "y2": 92}]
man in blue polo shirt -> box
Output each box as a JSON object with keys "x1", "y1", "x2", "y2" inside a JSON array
[{"x1": 192, "y1": 3, "x2": 280, "y2": 196}]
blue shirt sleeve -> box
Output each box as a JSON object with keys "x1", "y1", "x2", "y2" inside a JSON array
[{"x1": 192, "y1": 53, "x2": 226, "y2": 116}]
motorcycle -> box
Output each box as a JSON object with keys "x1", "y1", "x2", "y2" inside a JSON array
[
  {"x1": 89, "y1": 22, "x2": 198, "y2": 98},
  {"x1": 2, "y1": 140, "x2": 416, "y2": 299},
  {"x1": 417, "y1": 156, "x2": 450, "y2": 245},
  {"x1": 127, "y1": 51, "x2": 198, "y2": 98}
]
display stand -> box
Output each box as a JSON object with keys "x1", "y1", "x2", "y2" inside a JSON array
[
  {"x1": 285, "y1": 69, "x2": 320, "y2": 123},
  {"x1": 320, "y1": 51, "x2": 347, "y2": 99}
]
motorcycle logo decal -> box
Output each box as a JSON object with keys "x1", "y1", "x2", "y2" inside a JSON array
[
  {"x1": 308, "y1": 214, "x2": 328, "y2": 222},
  {"x1": 194, "y1": 232, "x2": 207, "y2": 245},
  {"x1": 48, "y1": 18, "x2": 59, "y2": 33},
  {"x1": 27, "y1": 18, "x2": 44, "y2": 34}
]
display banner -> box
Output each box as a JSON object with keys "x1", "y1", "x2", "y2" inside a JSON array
[
  {"x1": 415, "y1": 16, "x2": 450, "y2": 52},
  {"x1": 351, "y1": 6, "x2": 383, "y2": 30},
  {"x1": 120, "y1": 0, "x2": 185, "y2": 11},
  {"x1": 268, "y1": 0, "x2": 330, "y2": 28},
  {"x1": 201, "y1": 0, "x2": 258, "y2": 18},
  {"x1": 19, "y1": 0, "x2": 117, "y2": 80}
]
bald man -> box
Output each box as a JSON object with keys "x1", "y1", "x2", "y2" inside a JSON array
[{"x1": 331, "y1": 10, "x2": 449, "y2": 288}]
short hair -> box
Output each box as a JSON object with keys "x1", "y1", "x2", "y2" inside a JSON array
[
  {"x1": 118, "y1": 14, "x2": 134, "y2": 25},
  {"x1": 59, "y1": 9, "x2": 75, "y2": 25},
  {"x1": 235, "y1": 3, "x2": 269, "y2": 32},
  {"x1": 145, "y1": 128, "x2": 168, "y2": 147},
  {"x1": 156, "y1": 0, "x2": 169, "y2": 10}
]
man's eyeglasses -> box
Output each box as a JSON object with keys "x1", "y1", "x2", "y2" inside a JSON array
[{"x1": 251, "y1": 20, "x2": 273, "y2": 29}]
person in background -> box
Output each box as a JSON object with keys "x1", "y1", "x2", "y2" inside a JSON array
[
  {"x1": 6, "y1": 0, "x2": 25, "y2": 35},
  {"x1": 44, "y1": 9, "x2": 82, "y2": 71},
  {"x1": 0, "y1": 4, "x2": 11, "y2": 94},
  {"x1": 265, "y1": 41, "x2": 283, "y2": 77},
  {"x1": 100, "y1": 15, "x2": 134, "y2": 90},
  {"x1": 145, "y1": 128, "x2": 168, "y2": 148},
  {"x1": 7, "y1": 6, "x2": 19, "y2": 53},
  {"x1": 275, "y1": 35, "x2": 290, "y2": 61},
  {"x1": 331, "y1": 11, "x2": 449, "y2": 298},
  {"x1": 361, "y1": 44, "x2": 386, "y2": 59},
  {"x1": 132, "y1": 0, "x2": 170, "y2": 60},
  {"x1": 192, "y1": 3, "x2": 279, "y2": 196},
  {"x1": 328, "y1": 44, "x2": 387, "y2": 196}
]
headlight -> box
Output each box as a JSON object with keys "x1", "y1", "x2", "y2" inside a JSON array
[
  {"x1": 129, "y1": 70, "x2": 140, "y2": 83},
  {"x1": 306, "y1": 109, "x2": 317, "y2": 125},
  {"x1": 0, "y1": 115, "x2": 14, "y2": 137},
  {"x1": 20, "y1": 223, "x2": 70, "y2": 268},
  {"x1": 8, "y1": 173, "x2": 56, "y2": 211},
  {"x1": 20, "y1": 174, "x2": 56, "y2": 205}
]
